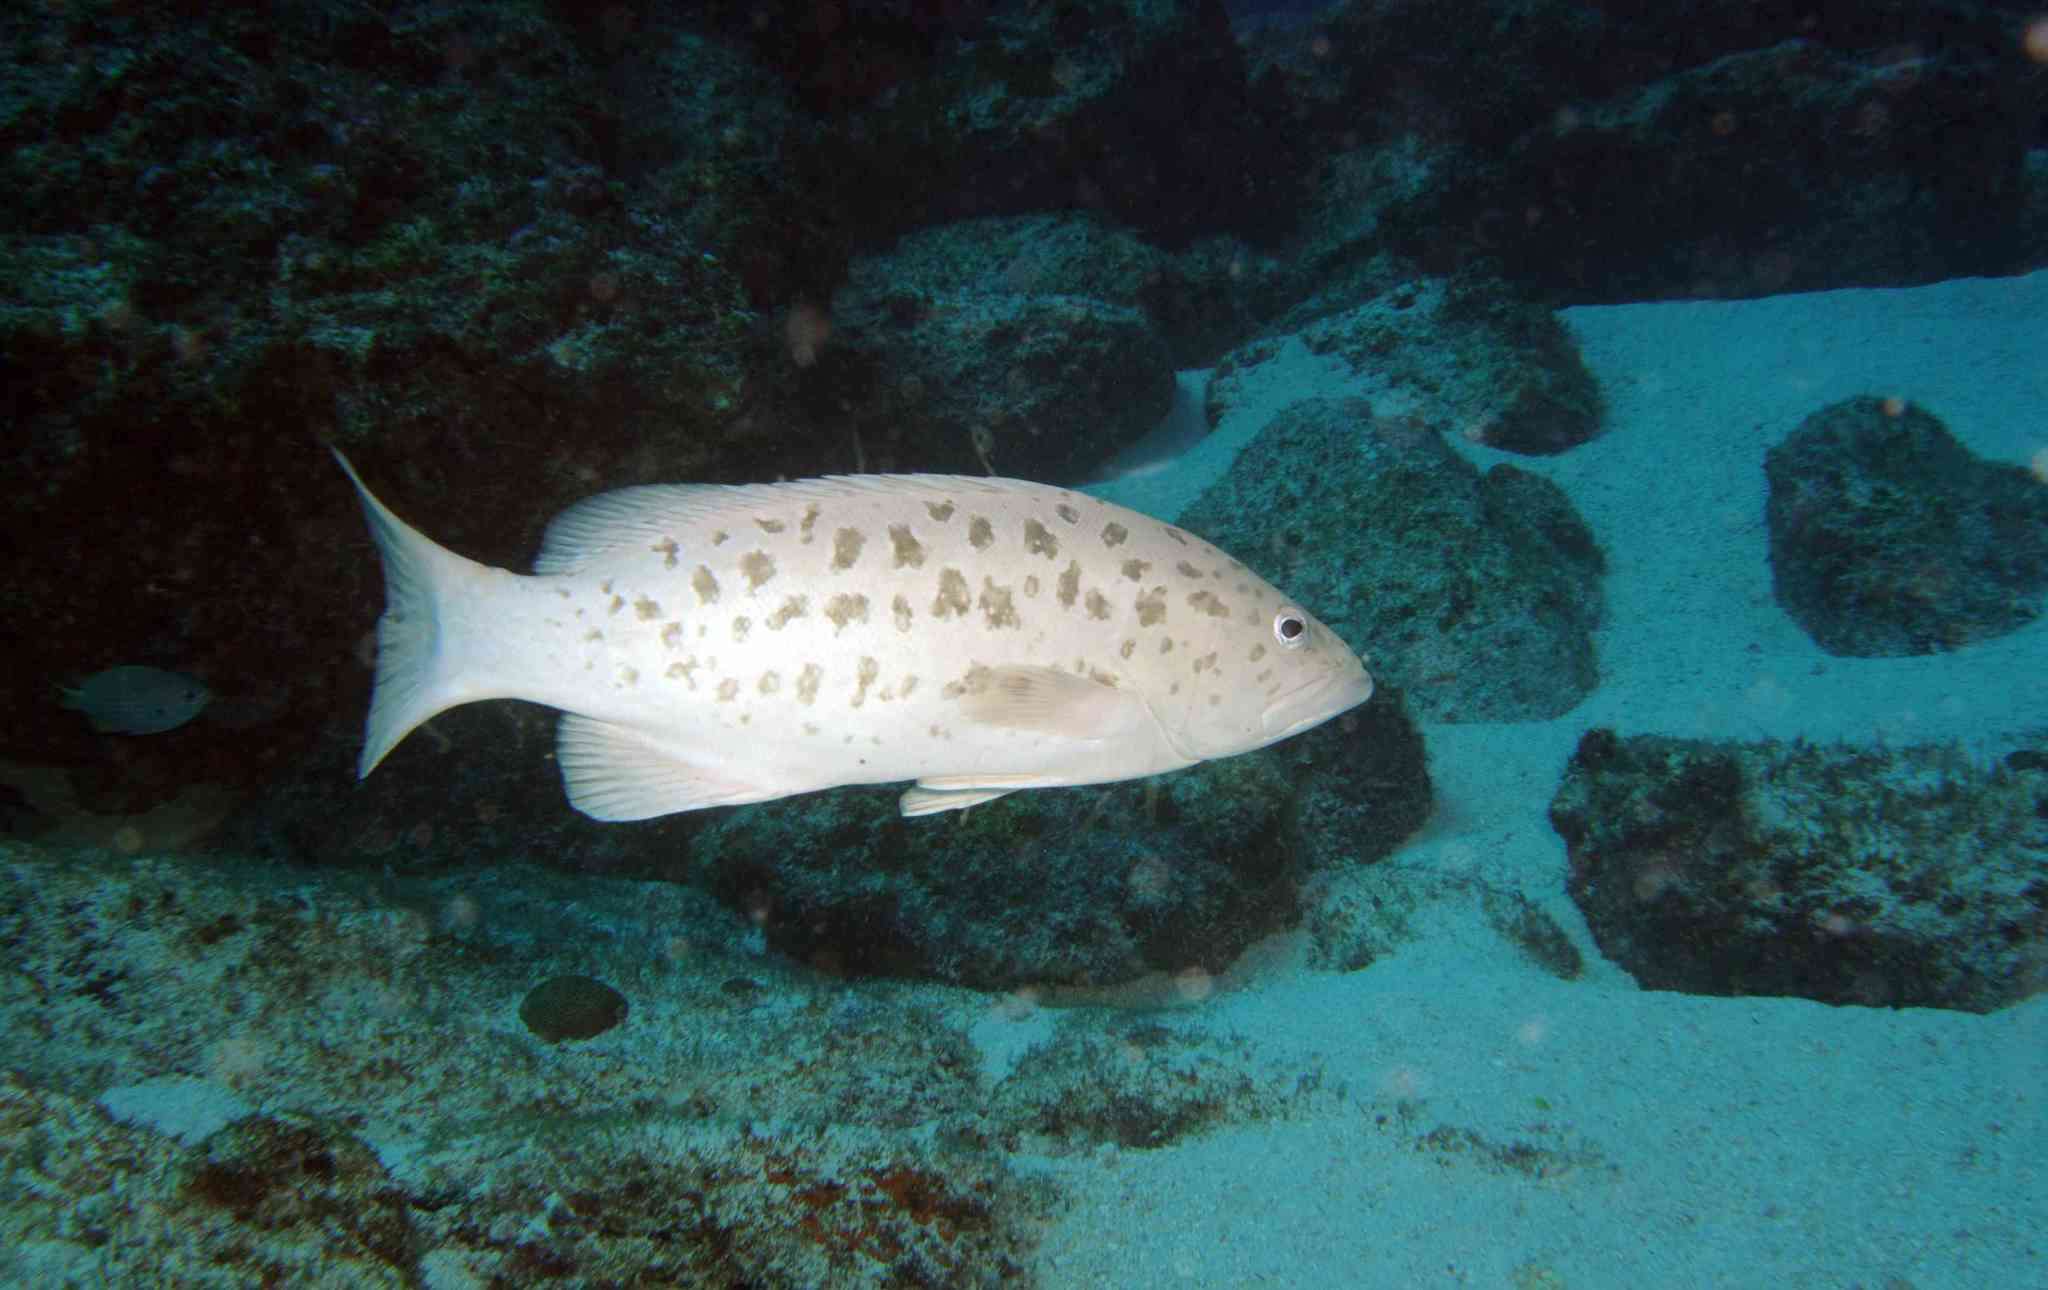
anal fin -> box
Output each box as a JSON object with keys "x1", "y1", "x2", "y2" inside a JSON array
[{"x1": 557, "y1": 715, "x2": 777, "y2": 820}]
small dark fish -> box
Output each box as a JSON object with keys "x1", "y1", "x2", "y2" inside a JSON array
[{"x1": 61, "y1": 665, "x2": 211, "y2": 735}]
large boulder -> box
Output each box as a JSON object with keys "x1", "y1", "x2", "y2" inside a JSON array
[
  {"x1": 1766, "y1": 396, "x2": 2048, "y2": 656},
  {"x1": 1246, "y1": 277, "x2": 1605, "y2": 455},
  {"x1": 1246, "y1": 3, "x2": 2041, "y2": 301},
  {"x1": 1551, "y1": 729, "x2": 2048, "y2": 1012},
  {"x1": 687, "y1": 687, "x2": 1430, "y2": 991},
  {"x1": 1180, "y1": 397, "x2": 1605, "y2": 721},
  {"x1": 828, "y1": 218, "x2": 1177, "y2": 483}
]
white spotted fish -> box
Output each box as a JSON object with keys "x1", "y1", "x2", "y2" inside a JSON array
[
  {"x1": 333, "y1": 450, "x2": 1372, "y2": 820},
  {"x1": 61, "y1": 665, "x2": 211, "y2": 735}
]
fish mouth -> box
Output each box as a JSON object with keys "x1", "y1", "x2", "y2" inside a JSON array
[{"x1": 1260, "y1": 665, "x2": 1375, "y2": 739}]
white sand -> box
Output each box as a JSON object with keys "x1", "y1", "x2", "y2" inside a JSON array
[{"x1": 1043, "y1": 273, "x2": 2048, "y2": 1288}]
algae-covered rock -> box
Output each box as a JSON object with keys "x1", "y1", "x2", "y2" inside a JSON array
[
  {"x1": 1182, "y1": 397, "x2": 1605, "y2": 722},
  {"x1": 1766, "y1": 396, "x2": 2048, "y2": 656},
  {"x1": 1551, "y1": 729, "x2": 2048, "y2": 1012}
]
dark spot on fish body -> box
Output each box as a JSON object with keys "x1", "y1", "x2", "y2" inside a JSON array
[
  {"x1": 740, "y1": 551, "x2": 777, "y2": 591},
  {"x1": 825, "y1": 593, "x2": 870, "y2": 632},
  {"x1": 889, "y1": 524, "x2": 927, "y2": 568},
  {"x1": 1135, "y1": 587, "x2": 1167, "y2": 626},
  {"x1": 926, "y1": 499, "x2": 956, "y2": 522},
  {"x1": 943, "y1": 664, "x2": 993, "y2": 701},
  {"x1": 1057, "y1": 502, "x2": 1081, "y2": 524},
  {"x1": 980, "y1": 578, "x2": 1020, "y2": 628},
  {"x1": 1056, "y1": 561, "x2": 1081, "y2": 608},
  {"x1": 933, "y1": 568, "x2": 971, "y2": 618},
  {"x1": 1187, "y1": 590, "x2": 1232, "y2": 618},
  {"x1": 1121, "y1": 558, "x2": 1150, "y2": 581},
  {"x1": 833, "y1": 528, "x2": 866, "y2": 570},
  {"x1": 1023, "y1": 518, "x2": 1059, "y2": 559},
  {"x1": 968, "y1": 516, "x2": 994, "y2": 550},
  {"x1": 766, "y1": 596, "x2": 808, "y2": 630},
  {"x1": 1102, "y1": 522, "x2": 1128, "y2": 548}
]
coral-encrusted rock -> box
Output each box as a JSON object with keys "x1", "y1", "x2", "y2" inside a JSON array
[
  {"x1": 830, "y1": 222, "x2": 1177, "y2": 482},
  {"x1": 1246, "y1": 8, "x2": 2038, "y2": 302},
  {"x1": 1488, "y1": 37, "x2": 2034, "y2": 299},
  {"x1": 758, "y1": 0, "x2": 1305, "y2": 252},
  {"x1": 1550, "y1": 729, "x2": 2048, "y2": 1012},
  {"x1": 1244, "y1": 276, "x2": 1605, "y2": 456},
  {"x1": 686, "y1": 685, "x2": 1431, "y2": 990},
  {"x1": 1765, "y1": 396, "x2": 2048, "y2": 655},
  {"x1": 0, "y1": 3, "x2": 809, "y2": 864},
  {"x1": 1182, "y1": 397, "x2": 1605, "y2": 722}
]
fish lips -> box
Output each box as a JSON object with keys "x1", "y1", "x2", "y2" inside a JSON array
[{"x1": 1260, "y1": 666, "x2": 1375, "y2": 740}]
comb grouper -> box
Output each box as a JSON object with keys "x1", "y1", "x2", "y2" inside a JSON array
[{"x1": 332, "y1": 450, "x2": 1373, "y2": 820}]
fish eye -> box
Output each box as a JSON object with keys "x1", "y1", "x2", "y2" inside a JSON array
[{"x1": 1273, "y1": 608, "x2": 1308, "y2": 649}]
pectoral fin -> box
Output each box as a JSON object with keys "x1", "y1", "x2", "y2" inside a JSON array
[{"x1": 956, "y1": 665, "x2": 1148, "y2": 740}]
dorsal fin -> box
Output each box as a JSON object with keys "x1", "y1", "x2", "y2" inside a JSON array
[{"x1": 533, "y1": 473, "x2": 1042, "y2": 575}]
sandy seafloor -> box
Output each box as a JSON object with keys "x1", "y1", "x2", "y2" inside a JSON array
[{"x1": 1042, "y1": 272, "x2": 2048, "y2": 1288}]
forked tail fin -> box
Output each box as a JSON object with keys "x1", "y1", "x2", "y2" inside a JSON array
[{"x1": 332, "y1": 449, "x2": 490, "y2": 777}]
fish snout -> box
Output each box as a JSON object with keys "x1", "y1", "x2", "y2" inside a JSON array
[{"x1": 1260, "y1": 657, "x2": 1374, "y2": 739}]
